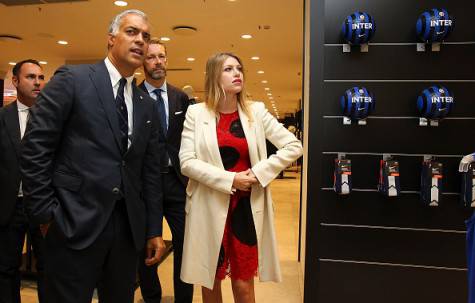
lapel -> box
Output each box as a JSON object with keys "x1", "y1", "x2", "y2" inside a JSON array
[
  {"x1": 128, "y1": 84, "x2": 146, "y2": 151},
  {"x1": 202, "y1": 106, "x2": 224, "y2": 169},
  {"x1": 90, "y1": 61, "x2": 123, "y2": 154},
  {"x1": 166, "y1": 84, "x2": 177, "y2": 139},
  {"x1": 238, "y1": 103, "x2": 259, "y2": 166},
  {"x1": 4, "y1": 102, "x2": 21, "y2": 159}
]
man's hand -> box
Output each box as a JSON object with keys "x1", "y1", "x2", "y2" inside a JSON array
[
  {"x1": 145, "y1": 236, "x2": 166, "y2": 266},
  {"x1": 459, "y1": 153, "x2": 475, "y2": 172},
  {"x1": 39, "y1": 222, "x2": 51, "y2": 238}
]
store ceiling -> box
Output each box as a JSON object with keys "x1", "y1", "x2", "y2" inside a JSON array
[{"x1": 0, "y1": 0, "x2": 303, "y2": 116}]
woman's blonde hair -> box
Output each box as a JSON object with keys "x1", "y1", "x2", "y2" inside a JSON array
[{"x1": 204, "y1": 52, "x2": 252, "y2": 120}]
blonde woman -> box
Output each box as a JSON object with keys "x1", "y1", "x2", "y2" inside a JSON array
[{"x1": 179, "y1": 52, "x2": 303, "y2": 303}]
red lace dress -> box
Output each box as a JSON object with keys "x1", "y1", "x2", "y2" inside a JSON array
[{"x1": 215, "y1": 111, "x2": 258, "y2": 281}]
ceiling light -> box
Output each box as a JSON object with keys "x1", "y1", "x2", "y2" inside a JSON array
[
  {"x1": 251, "y1": 56, "x2": 260, "y2": 60},
  {"x1": 160, "y1": 37, "x2": 171, "y2": 41},
  {"x1": 39, "y1": 61, "x2": 47, "y2": 65},
  {"x1": 261, "y1": 80, "x2": 268, "y2": 83},
  {"x1": 114, "y1": 1, "x2": 128, "y2": 6},
  {"x1": 269, "y1": 96, "x2": 274, "y2": 100},
  {"x1": 241, "y1": 34, "x2": 252, "y2": 39},
  {"x1": 186, "y1": 57, "x2": 195, "y2": 62},
  {"x1": 134, "y1": 72, "x2": 142, "y2": 75},
  {"x1": 267, "y1": 93, "x2": 272, "y2": 96},
  {"x1": 8, "y1": 62, "x2": 16, "y2": 66},
  {"x1": 264, "y1": 88, "x2": 270, "y2": 91},
  {"x1": 257, "y1": 70, "x2": 264, "y2": 74},
  {"x1": 57, "y1": 40, "x2": 68, "y2": 45}
]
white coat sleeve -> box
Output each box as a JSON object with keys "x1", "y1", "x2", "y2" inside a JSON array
[
  {"x1": 251, "y1": 103, "x2": 303, "y2": 187},
  {"x1": 179, "y1": 105, "x2": 236, "y2": 194}
]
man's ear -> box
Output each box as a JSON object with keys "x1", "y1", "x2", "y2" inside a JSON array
[
  {"x1": 108, "y1": 33, "x2": 115, "y2": 49},
  {"x1": 12, "y1": 75, "x2": 19, "y2": 88}
]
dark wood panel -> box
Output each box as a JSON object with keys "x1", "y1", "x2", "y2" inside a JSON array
[
  {"x1": 324, "y1": 0, "x2": 475, "y2": 44},
  {"x1": 322, "y1": 82, "x2": 475, "y2": 117},
  {"x1": 324, "y1": 45, "x2": 475, "y2": 80},
  {"x1": 311, "y1": 261, "x2": 467, "y2": 303},
  {"x1": 318, "y1": 227, "x2": 466, "y2": 267}
]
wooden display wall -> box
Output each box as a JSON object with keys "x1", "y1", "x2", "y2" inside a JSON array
[{"x1": 304, "y1": 0, "x2": 475, "y2": 302}]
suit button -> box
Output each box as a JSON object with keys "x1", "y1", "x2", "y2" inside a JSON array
[{"x1": 112, "y1": 187, "x2": 120, "y2": 194}]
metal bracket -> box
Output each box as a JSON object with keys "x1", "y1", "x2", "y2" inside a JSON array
[
  {"x1": 360, "y1": 43, "x2": 369, "y2": 53},
  {"x1": 429, "y1": 119, "x2": 439, "y2": 127},
  {"x1": 343, "y1": 116, "x2": 352, "y2": 125},
  {"x1": 419, "y1": 117, "x2": 428, "y2": 126},
  {"x1": 423, "y1": 155, "x2": 434, "y2": 161},
  {"x1": 383, "y1": 154, "x2": 392, "y2": 161},
  {"x1": 338, "y1": 153, "x2": 346, "y2": 160},
  {"x1": 357, "y1": 119, "x2": 367, "y2": 126},
  {"x1": 416, "y1": 43, "x2": 426, "y2": 52},
  {"x1": 343, "y1": 44, "x2": 351, "y2": 53},
  {"x1": 431, "y1": 43, "x2": 441, "y2": 52}
]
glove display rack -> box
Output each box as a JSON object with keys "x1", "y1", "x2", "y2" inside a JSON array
[{"x1": 303, "y1": 1, "x2": 475, "y2": 302}]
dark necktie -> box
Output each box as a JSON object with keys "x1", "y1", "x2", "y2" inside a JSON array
[
  {"x1": 116, "y1": 78, "x2": 128, "y2": 152},
  {"x1": 153, "y1": 88, "x2": 168, "y2": 135}
]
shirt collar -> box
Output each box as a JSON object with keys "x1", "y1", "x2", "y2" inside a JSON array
[
  {"x1": 144, "y1": 80, "x2": 167, "y2": 95},
  {"x1": 104, "y1": 57, "x2": 134, "y2": 88},
  {"x1": 16, "y1": 100, "x2": 29, "y2": 111}
]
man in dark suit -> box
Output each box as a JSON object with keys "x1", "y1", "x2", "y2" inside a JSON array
[
  {"x1": 20, "y1": 10, "x2": 165, "y2": 303},
  {"x1": 0, "y1": 59, "x2": 45, "y2": 303},
  {"x1": 137, "y1": 38, "x2": 193, "y2": 303}
]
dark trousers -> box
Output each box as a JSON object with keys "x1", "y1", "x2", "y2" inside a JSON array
[
  {"x1": 0, "y1": 197, "x2": 45, "y2": 303},
  {"x1": 43, "y1": 201, "x2": 138, "y2": 303},
  {"x1": 138, "y1": 171, "x2": 193, "y2": 303}
]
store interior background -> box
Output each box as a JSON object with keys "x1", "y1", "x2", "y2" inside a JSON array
[{"x1": 0, "y1": 1, "x2": 306, "y2": 302}]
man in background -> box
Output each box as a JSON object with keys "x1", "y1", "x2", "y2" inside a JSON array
[
  {"x1": 138, "y1": 38, "x2": 193, "y2": 303},
  {"x1": 0, "y1": 59, "x2": 45, "y2": 303}
]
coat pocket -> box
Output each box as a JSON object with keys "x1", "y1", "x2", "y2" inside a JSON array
[{"x1": 52, "y1": 171, "x2": 83, "y2": 192}]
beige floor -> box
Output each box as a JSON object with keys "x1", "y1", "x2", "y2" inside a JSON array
[{"x1": 20, "y1": 170, "x2": 303, "y2": 303}]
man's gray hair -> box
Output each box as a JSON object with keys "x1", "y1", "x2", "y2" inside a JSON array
[{"x1": 108, "y1": 9, "x2": 148, "y2": 35}]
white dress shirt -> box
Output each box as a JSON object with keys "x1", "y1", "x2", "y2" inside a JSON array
[
  {"x1": 104, "y1": 57, "x2": 134, "y2": 148},
  {"x1": 17, "y1": 100, "x2": 29, "y2": 197}
]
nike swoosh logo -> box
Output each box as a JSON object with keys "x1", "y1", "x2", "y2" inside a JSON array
[
  {"x1": 438, "y1": 108, "x2": 446, "y2": 111},
  {"x1": 436, "y1": 31, "x2": 445, "y2": 35},
  {"x1": 358, "y1": 108, "x2": 366, "y2": 111},
  {"x1": 358, "y1": 34, "x2": 366, "y2": 38}
]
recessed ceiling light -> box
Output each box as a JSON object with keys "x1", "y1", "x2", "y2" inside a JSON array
[
  {"x1": 228, "y1": 0, "x2": 238, "y2": 2},
  {"x1": 261, "y1": 80, "x2": 268, "y2": 83},
  {"x1": 57, "y1": 40, "x2": 68, "y2": 45},
  {"x1": 267, "y1": 93, "x2": 272, "y2": 96},
  {"x1": 186, "y1": 57, "x2": 195, "y2": 62},
  {"x1": 114, "y1": 1, "x2": 128, "y2": 6},
  {"x1": 257, "y1": 70, "x2": 264, "y2": 74},
  {"x1": 251, "y1": 56, "x2": 260, "y2": 60},
  {"x1": 160, "y1": 37, "x2": 171, "y2": 41},
  {"x1": 8, "y1": 62, "x2": 16, "y2": 66},
  {"x1": 134, "y1": 72, "x2": 142, "y2": 75},
  {"x1": 241, "y1": 34, "x2": 253, "y2": 39},
  {"x1": 39, "y1": 61, "x2": 47, "y2": 65},
  {"x1": 264, "y1": 88, "x2": 270, "y2": 91}
]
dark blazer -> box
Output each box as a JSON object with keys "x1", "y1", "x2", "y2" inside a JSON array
[
  {"x1": 20, "y1": 61, "x2": 163, "y2": 250},
  {"x1": 138, "y1": 82, "x2": 190, "y2": 186},
  {"x1": 0, "y1": 102, "x2": 22, "y2": 226}
]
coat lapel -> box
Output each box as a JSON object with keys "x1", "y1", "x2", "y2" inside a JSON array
[
  {"x1": 238, "y1": 104, "x2": 259, "y2": 166},
  {"x1": 166, "y1": 84, "x2": 177, "y2": 139},
  {"x1": 90, "y1": 62, "x2": 123, "y2": 153},
  {"x1": 202, "y1": 107, "x2": 224, "y2": 169},
  {"x1": 4, "y1": 102, "x2": 21, "y2": 159}
]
